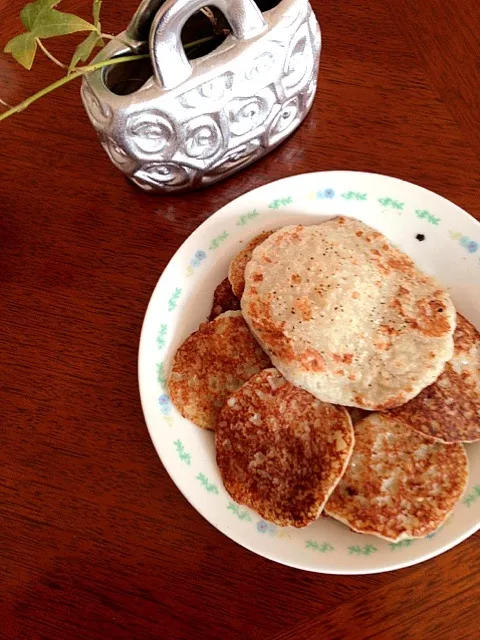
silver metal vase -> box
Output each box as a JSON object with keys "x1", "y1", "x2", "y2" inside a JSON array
[{"x1": 81, "y1": 0, "x2": 321, "y2": 193}]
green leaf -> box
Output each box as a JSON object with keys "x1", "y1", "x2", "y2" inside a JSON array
[
  {"x1": 21, "y1": 0, "x2": 60, "y2": 31},
  {"x1": 31, "y1": 9, "x2": 96, "y2": 38},
  {"x1": 70, "y1": 31, "x2": 101, "y2": 69},
  {"x1": 4, "y1": 32, "x2": 38, "y2": 69},
  {"x1": 93, "y1": 0, "x2": 102, "y2": 30}
]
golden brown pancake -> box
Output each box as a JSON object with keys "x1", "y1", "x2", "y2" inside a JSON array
[
  {"x1": 228, "y1": 231, "x2": 274, "y2": 298},
  {"x1": 242, "y1": 218, "x2": 456, "y2": 410},
  {"x1": 216, "y1": 368, "x2": 354, "y2": 527},
  {"x1": 325, "y1": 413, "x2": 468, "y2": 541},
  {"x1": 386, "y1": 314, "x2": 480, "y2": 443},
  {"x1": 168, "y1": 311, "x2": 271, "y2": 430}
]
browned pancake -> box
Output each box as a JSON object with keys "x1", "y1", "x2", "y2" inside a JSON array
[
  {"x1": 241, "y1": 219, "x2": 456, "y2": 410},
  {"x1": 387, "y1": 314, "x2": 480, "y2": 443},
  {"x1": 168, "y1": 312, "x2": 271, "y2": 430},
  {"x1": 216, "y1": 368, "x2": 354, "y2": 527},
  {"x1": 325, "y1": 413, "x2": 469, "y2": 541},
  {"x1": 228, "y1": 231, "x2": 274, "y2": 298},
  {"x1": 209, "y1": 278, "x2": 240, "y2": 321}
]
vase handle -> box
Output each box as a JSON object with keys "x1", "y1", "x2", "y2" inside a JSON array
[
  {"x1": 150, "y1": 0, "x2": 267, "y2": 90},
  {"x1": 126, "y1": 0, "x2": 166, "y2": 42}
]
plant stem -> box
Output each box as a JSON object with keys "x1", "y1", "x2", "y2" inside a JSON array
[
  {"x1": 0, "y1": 33, "x2": 221, "y2": 122},
  {"x1": 100, "y1": 33, "x2": 135, "y2": 51},
  {"x1": 0, "y1": 33, "x2": 219, "y2": 123},
  {"x1": 0, "y1": 54, "x2": 149, "y2": 122},
  {"x1": 36, "y1": 39, "x2": 68, "y2": 69}
]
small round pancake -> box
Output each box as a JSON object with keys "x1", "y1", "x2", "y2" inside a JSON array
[
  {"x1": 216, "y1": 368, "x2": 354, "y2": 527},
  {"x1": 228, "y1": 231, "x2": 274, "y2": 298},
  {"x1": 242, "y1": 218, "x2": 456, "y2": 410},
  {"x1": 168, "y1": 311, "x2": 271, "y2": 430},
  {"x1": 209, "y1": 278, "x2": 240, "y2": 321},
  {"x1": 325, "y1": 413, "x2": 468, "y2": 541},
  {"x1": 387, "y1": 314, "x2": 480, "y2": 443}
]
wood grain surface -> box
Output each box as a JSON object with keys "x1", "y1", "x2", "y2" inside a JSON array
[{"x1": 1, "y1": 1, "x2": 479, "y2": 638}]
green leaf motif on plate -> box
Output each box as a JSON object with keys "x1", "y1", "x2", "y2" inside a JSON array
[
  {"x1": 463, "y1": 485, "x2": 480, "y2": 508},
  {"x1": 236, "y1": 209, "x2": 259, "y2": 226},
  {"x1": 157, "y1": 362, "x2": 167, "y2": 388},
  {"x1": 156, "y1": 324, "x2": 168, "y2": 348},
  {"x1": 341, "y1": 191, "x2": 367, "y2": 201},
  {"x1": 378, "y1": 197, "x2": 404, "y2": 210},
  {"x1": 269, "y1": 196, "x2": 293, "y2": 209},
  {"x1": 227, "y1": 501, "x2": 252, "y2": 521},
  {"x1": 197, "y1": 473, "x2": 219, "y2": 494},
  {"x1": 168, "y1": 288, "x2": 182, "y2": 312},
  {"x1": 174, "y1": 440, "x2": 191, "y2": 465},
  {"x1": 349, "y1": 544, "x2": 377, "y2": 556},
  {"x1": 305, "y1": 540, "x2": 334, "y2": 552},
  {"x1": 389, "y1": 539, "x2": 414, "y2": 550},
  {"x1": 415, "y1": 209, "x2": 440, "y2": 225},
  {"x1": 209, "y1": 231, "x2": 229, "y2": 250}
]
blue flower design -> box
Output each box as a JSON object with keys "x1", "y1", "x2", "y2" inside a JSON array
[
  {"x1": 467, "y1": 241, "x2": 478, "y2": 254},
  {"x1": 158, "y1": 394, "x2": 171, "y2": 415},
  {"x1": 315, "y1": 188, "x2": 335, "y2": 199},
  {"x1": 257, "y1": 520, "x2": 268, "y2": 533},
  {"x1": 458, "y1": 236, "x2": 479, "y2": 254},
  {"x1": 190, "y1": 249, "x2": 207, "y2": 269}
]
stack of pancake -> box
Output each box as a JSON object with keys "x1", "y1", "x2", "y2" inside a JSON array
[{"x1": 169, "y1": 217, "x2": 479, "y2": 541}]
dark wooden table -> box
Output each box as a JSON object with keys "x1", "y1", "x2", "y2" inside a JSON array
[{"x1": 1, "y1": 1, "x2": 479, "y2": 638}]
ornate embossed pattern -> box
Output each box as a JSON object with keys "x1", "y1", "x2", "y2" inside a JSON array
[
  {"x1": 81, "y1": 82, "x2": 112, "y2": 126},
  {"x1": 227, "y1": 90, "x2": 275, "y2": 137},
  {"x1": 183, "y1": 115, "x2": 222, "y2": 159},
  {"x1": 128, "y1": 110, "x2": 176, "y2": 157},
  {"x1": 100, "y1": 134, "x2": 136, "y2": 171},
  {"x1": 132, "y1": 162, "x2": 193, "y2": 191},
  {"x1": 82, "y1": 0, "x2": 321, "y2": 192},
  {"x1": 179, "y1": 72, "x2": 234, "y2": 108}
]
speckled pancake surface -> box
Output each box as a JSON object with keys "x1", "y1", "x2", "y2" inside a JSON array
[
  {"x1": 242, "y1": 218, "x2": 456, "y2": 410},
  {"x1": 228, "y1": 231, "x2": 274, "y2": 298},
  {"x1": 168, "y1": 311, "x2": 271, "y2": 430},
  {"x1": 325, "y1": 414, "x2": 469, "y2": 541},
  {"x1": 387, "y1": 314, "x2": 480, "y2": 443},
  {"x1": 216, "y1": 368, "x2": 354, "y2": 527}
]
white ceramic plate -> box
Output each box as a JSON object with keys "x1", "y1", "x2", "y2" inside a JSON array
[{"x1": 139, "y1": 171, "x2": 480, "y2": 574}]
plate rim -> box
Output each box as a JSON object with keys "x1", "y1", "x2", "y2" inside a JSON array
[{"x1": 138, "y1": 170, "x2": 480, "y2": 574}]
